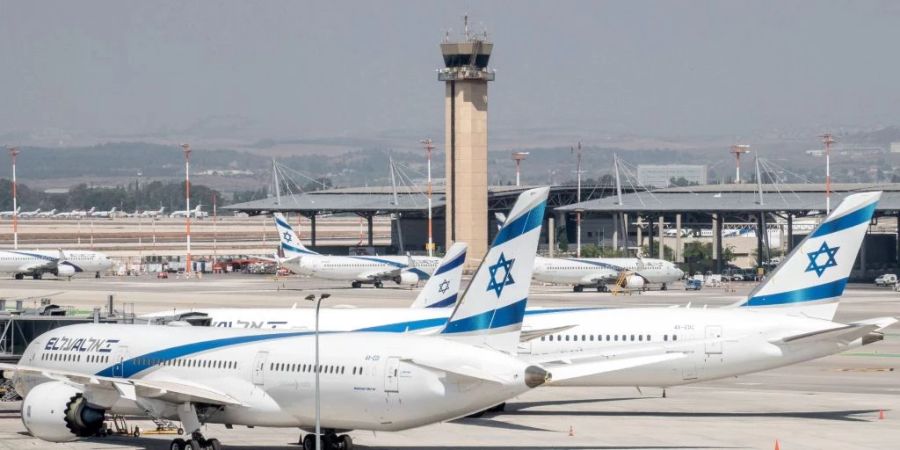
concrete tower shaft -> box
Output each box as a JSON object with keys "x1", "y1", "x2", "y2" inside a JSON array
[{"x1": 439, "y1": 25, "x2": 494, "y2": 269}]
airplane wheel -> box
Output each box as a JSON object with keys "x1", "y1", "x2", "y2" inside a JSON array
[
  {"x1": 207, "y1": 438, "x2": 222, "y2": 450},
  {"x1": 351, "y1": 281, "x2": 361, "y2": 289},
  {"x1": 183, "y1": 439, "x2": 203, "y2": 450},
  {"x1": 14, "y1": 273, "x2": 23, "y2": 280},
  {"x1": 374, "y1": 281, "x2": 383, "y2": 288},
  {"x1": 573, "y1": 285, "x2": 583, "y2": 293},
  {"x1": 32, "y1": 273, "x2": 42, "y2": 280},
  {"x1": 169, "y1": 438, "x2": 186, "y2": 450},
  {"x1": 338, "y1": 434, "x2": 353, "y2": 450},
  {"x1": 661, "y1": 283, "x2": 668, "y2": 291},
  {"x1": 133, "y1": 426, "x2": 141, "y2": 437},
  {"x1": 303, "y1": 434, "x2": 317, "y2": 450}
]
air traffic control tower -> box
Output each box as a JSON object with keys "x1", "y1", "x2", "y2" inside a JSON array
[{"x1": 439, "y1": 21, "x2": 494, "y2": 269}]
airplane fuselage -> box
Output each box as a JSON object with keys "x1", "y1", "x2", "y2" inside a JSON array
[{"x1": 15, "y1": 324, "x2": 539, "y2": 432}]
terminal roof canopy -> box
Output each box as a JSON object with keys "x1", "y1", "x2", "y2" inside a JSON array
[{"x1": 556, "y1": 183, "x2": 900, "y2": 215}]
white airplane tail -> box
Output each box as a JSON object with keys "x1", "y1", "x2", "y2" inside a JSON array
[
  {"x1": 734, "y1": 191, "x2": 881, "y2": 320},
  {"x1": 410, "y1": 242, "x2": 467, "y2": 309},
  {"x1": 439, "y1": 187, "x2": 549, "y2": 353},
  {"x1": 274, "y1": 213, "x2": 318, "y2": 257}
]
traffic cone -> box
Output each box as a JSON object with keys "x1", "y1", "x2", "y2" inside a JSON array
[
  {"x1": 568, "y1": 425, "x2": 575, "y2": 436},
  {"x1": 879, "y1": 409, "x2": 885, "y2": 420},
  {"x1": 774, "y1": 439, "x2": 780, "y2": 450}
]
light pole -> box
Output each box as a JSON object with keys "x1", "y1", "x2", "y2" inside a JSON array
[
  {"x1": 8, "y1": 147, "x2": 19, "y2": 249},
  {"x1": 305, "y1": 292, "x2": 331, "y2": 450},
  {"x1": 573, "y1": 142, "x2": 583, "y2": 257},
  {"x1": 511, "y1": 152, "x2": 529, "y2": 187},
  {"x1": 821, "y1": 133, "x2": 834, "y2": 214},
  {"x1": 730, "y1": 144, "x2": 750, "y2": 184},
  {"x1": 181, "y1": 144, "x2": 192, "y2": 274},
  {"x1": 420, "y1": 139, "x2": 435, "y2": 257}
]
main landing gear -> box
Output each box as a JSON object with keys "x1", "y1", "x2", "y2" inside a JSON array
[
  {"x1": 169, "y1": 433, "x2": 221, "y2": 450},
  {"x1": 301, "y1": 430, "x2": 354, "y2": 450},
  {"x1": 573, "y1": 285, "x2": 584, "y2": 293},
  {"x1": 351, "y1": 281, "x2": 362, "y2": 288}
]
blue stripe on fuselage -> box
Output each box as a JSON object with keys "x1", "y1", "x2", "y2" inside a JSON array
[{"x1": 348, "y1": 256, "x2": 431, "y2": 280}]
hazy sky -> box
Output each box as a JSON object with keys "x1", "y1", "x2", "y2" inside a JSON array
[{"x1": 2, "y1": 1, "x2": 899, "y2": 143}]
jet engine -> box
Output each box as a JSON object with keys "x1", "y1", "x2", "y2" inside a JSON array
[
  {"x1": 624, "y1": 274, "x2": 646, "y2": 289},
  {"x1": 392, "y1": 271, "x2": 420, "y2": 286},
  {"x1": 55, "y1": 265, "x2": 76, "y2": 279},
  {"x1": 21, "y1": 382, "x2": 105, "y2": 442}
]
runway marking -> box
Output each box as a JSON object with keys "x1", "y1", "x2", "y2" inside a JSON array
[{"x1": 842, "y1": 352, "x2": 900, "y2": 358}]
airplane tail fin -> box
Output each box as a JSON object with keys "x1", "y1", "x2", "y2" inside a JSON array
[
  {"x1": 410, "y1": 242, "x2": 467, "y2": 309},
  {"x1": 439, "y1": 187, "x2": 549, "y2": 353},
  {"x1": 734, "y1": 191, "x2": 881, "y2": 320},
  {"x1": 274, "y1": 213, "x2": 318, "y2": 257}
]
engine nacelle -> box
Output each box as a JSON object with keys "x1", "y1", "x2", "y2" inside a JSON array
[
  {"x1": 55, "y1": 265, "x2": 76, "y2": 278},
  {"x1": 21, "y1": 382, "x2": 105, "y2": 442},
  {"x1": 624, "y1": 274, "x2": 645, "y2": 289},
  {"x1": 393, "y1": 271, "x2": 420, "y2": 286}
]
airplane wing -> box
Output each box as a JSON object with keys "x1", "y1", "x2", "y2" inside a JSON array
[
  {"x1": 0, "y1": 363, "x2": 244, "y2": 407},
  {"x1": 545, "y1": 352, "x2": 686, "y2": 382},
  {"x1": 16, "y1": 259, "x2": 57, "y2": 273},
  {"x1": 580, "y1": 269, "x2": 620, "y2": 285},
  {"x1": 358, "y1": 268, "x2": 403, "y2": 281},
  {"x1": 519, "y1": 325, "x2": 578, "y2": 343}
]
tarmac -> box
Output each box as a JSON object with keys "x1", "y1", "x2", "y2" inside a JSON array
[{"x1": 0, "y1": 275, "x2": 897, "y2": 449}]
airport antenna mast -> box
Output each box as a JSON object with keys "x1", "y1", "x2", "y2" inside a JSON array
[
  {"x1": 821, "y1": 133, "x2": 835, "y2": 214},
  {"x1": 182, "y1": 143, "x2": 192, "y2": 274},
  {"x1": 730, "y1": 144, "x2": 750, "y2": 184},
  {"x1": 8, "y1": 147, "x2": 19, "y2": 249}
]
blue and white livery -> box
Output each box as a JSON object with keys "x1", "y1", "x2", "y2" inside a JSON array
[
  {"x1": 0, "y1": 249, "x2": 114, "y2": 280},
  {"x1": 410, "y1": 242, "x2": 467, "y2": 308},
  {"x1": 735, "y1": 190, "x2": 880, "y2": 321},
  {"x1": 273, "y1": 213, "x2": 440, "y2": 288}
]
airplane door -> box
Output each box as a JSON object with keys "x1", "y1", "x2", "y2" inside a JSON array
[
  {"x1": 384, "y1": 357, "x2": 400, "y2": 393},
  {"x1": 705, "y1": 326, "x2": 723, "y2": 354},
  {"x1": 252, "y1": 351, "x2": 269, "y2": 385},
  {"x1": 112, "y1": 346, "x2": 129, "y2": 378}
]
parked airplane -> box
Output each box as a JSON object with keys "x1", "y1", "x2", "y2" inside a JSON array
[
  {"x1": 35, "y1": 209, "x2": 57, "y2": 218},
  {"x1": 18, "y1": 208, "x2": 41, "y2": 218},
  {"x1": 137, "y1": 206, "x2": 165, "y2": 218},
  {"x1": 170, "y1": 205, "x2": 207, "y2": 219},
  {"x1": 0, "y1": 249, "x2": 115, "y2": 279},
  {"x1": 55, "y1": 207, "x2": 95, "y2": 219},
  {"x1": 274, "y1": 213, "x2": 441, "y2": 288},
  {"x1": 2, "y1": 187, "x2": 657, "y2": 450},
  {"x1": 89, "y1": 207, "x2": 117, "y2": 218},
  {"x1": 532, "y1": 255, "x2": 684, "y2": 291},
  {"x1": 144, "y1": 192, "x2": 894, "y2": 404},
  {"x1": 0, "y1": 206, "x2": 20, "y2": 218}
]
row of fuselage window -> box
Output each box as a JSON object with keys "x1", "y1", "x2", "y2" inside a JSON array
[
  {"x1": 541, "y1": 333, "x2": 679, "y2": 343},
  {"x1": 135, "y1": 358, "x2": 237, "y2": 370},
  {"x1": 41, "y1": 353, "x2": 110, "y2": 363},
  {"x1": 270, "y1": 361, "x2": 365, "y2": 376}
]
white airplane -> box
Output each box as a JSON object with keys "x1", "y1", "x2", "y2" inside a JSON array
[
  {"x1": 0, "y1": 206, "x2": 21, "y2": 218},
  {"x1": 89, "y1": 207, "x2": 117, "y2": 218},
  {"x1": 2, "y1": 187, "x2": 654, "y2": 450},
  {"x1": 532, "y1": 255, "x2": 685, "y2": 292},
  {"x1": 144, "y1": 192, "x2": 895, "y2": 403},
  {"x1": 274, "y1": 213, "x2": 441, "y2": 288},
  {"x1": 0, "y1": 249, "x2": 115, "y2": 280},
  {"x1": 152, "y1": 242, "x2": 469, "y2": 330},
  {"x1": 138, "y1": 206, "x2": 165, "y2": 218},
  {"x1": 35, "y1": 209, "x2": 57, "y2": 218},
  {"x1": 18, "y1": 208, "x2": 41, "y2": 218},
  {"x1": 55, "y1": 207, "x2": 95, "y2": 219},
  {"x1": 170, "y1": 205, "x2": 207, "y2": 219}
]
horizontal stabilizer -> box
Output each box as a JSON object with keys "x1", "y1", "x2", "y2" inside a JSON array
[
  {"x1": 401, "y1": 358, "x2": 505, "y2": 384},
  {"x1": 772, "y1": 323, "x2": 883, "y2": 346},
  {"x1": 547, "y1": 353, "x2": 685, "y2": 382}
]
